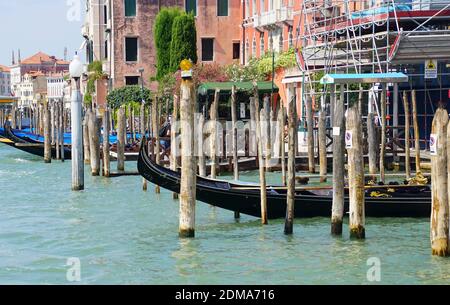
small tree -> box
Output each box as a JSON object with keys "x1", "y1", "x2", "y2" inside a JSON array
[
  {"x1": 106, "y1": 85, "x2": 152, "y2": 109},
  {"x1": 169, "y1": 13, "x2": 197, "y2": 72},
  {"x1": 84, "y1": 60, "x2": 105, "y2": 105},
  {"x1": 154, "y1": 8, "x2": 181, "y2": 80}
]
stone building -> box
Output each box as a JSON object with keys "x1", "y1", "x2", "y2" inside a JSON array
[{"x1": 0, "y1": 65, "x2": 11, "y2": 97}]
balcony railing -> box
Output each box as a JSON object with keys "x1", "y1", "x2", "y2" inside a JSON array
[{"x1": 253, "y1": 7, "x2": 294, "y2": 28}]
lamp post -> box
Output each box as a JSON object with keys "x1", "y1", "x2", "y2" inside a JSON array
[{"x1": 69, "y1": 53, "x2": 84, "y2": 191}]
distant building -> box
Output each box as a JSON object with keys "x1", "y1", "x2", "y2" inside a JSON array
[
  {"x1": 0, "y1": 65, "x2": 11, "y2": 96},
  {"x1": 47, "y1": 73, "x2": 71, "y2": 107},
  {"x1": 83, "y1": 0, "x2": 241, "y2": 91},
  {"x1": 17, "y1": 72, "x2": 48, "y2": 107},
  {"x1": 10, "y1": 51, "x2": 69, "y2": 97}
]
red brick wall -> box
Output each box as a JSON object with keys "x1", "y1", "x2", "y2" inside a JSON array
[
  {"x1": 195, "y1": 0, "x2": 242, "y2": 66},
  {"x1": 112, "y1": 0, "x2": 182, "y2": 90}
]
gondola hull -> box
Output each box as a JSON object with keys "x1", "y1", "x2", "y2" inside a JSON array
[
  {"x1": 137, "y1": 138, "x2": 431, "y2": 219},
  {"x1": 0, "y1": 125, "x2": 72, "y2": 159}
]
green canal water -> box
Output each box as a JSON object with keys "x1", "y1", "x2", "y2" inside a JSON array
[{"x1": 0, "y1": 143, "x2": 449, "y2": 285}]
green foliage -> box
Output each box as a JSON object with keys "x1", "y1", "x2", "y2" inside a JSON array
[
  {"x1": 84, "y1": 60, "x2": 105, "y2": 105},
  {"x1": 154, "y1": 8, "x2": 182, "y2": 80},
  {"x1": 225, "y1": 48, "x2": 296, "y2": 82},
  {"x1": 106, "y1": 85, "x2": 152, "y2": 108},
  {"x1": 169, "y1": 13, "x2": 197, "y2": 72}
]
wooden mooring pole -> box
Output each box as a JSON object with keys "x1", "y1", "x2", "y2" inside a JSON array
[
  {"x1": 380, "y1": 87, "x2": 387, "y2": 183},
  {"x1": 179, "y1": 79, "x2": 196, "y2": 238},
  {"x1": 306, "y1": 95, "x2": 315, "y2": 173},
  {"x1": 403, "y1": 91, "x2": 411, "y2": 179},
  {"x1": 279, "y1": 104, "x2": 286, "y2": 186},
  {"x1": 253, "y1": 87, "x2": 268, "y2": 225},
  {"x1": 44, "y1": 104, "x2": 51, "y2": 163},
  {"x1": 347, "y1": 105, "x2": 365, "y2": 239},
  {"x1": 318, "y1": 98, "x2": 327, "y2": 182},
  {"x1": 367, "y1": 112, "x2": 378, "y2": 179},
  {"x1": 153, "y1": 100, "x2": 161, "y2": 194},
  {"x1": 83, "y1": 108, "x2": 91, "y2": 164},
  {"x1": 117, "y1": 106, "x2": 126, "y2": 171},
  {"x1": 412, "y1": 90, "x2": 421, "y2": 173},
  {"x1": 88, "y1": 111, "x2": 101, "y2": 176},
  {"x1": 210, "y1": 89, "x2": 219, "y2": 179},
  {"x1": 231, "y1": 85, "x2": 240, "y2": 219},
  {"x1": 430, "y1": 107, "x2": 449, "y2": 256},
  {"x1": 171, "y1": 95, "x2": 179, "y2": 199},
  {"x1": 285, "y1": 92, "x2": 296, "y2": 234},
  {"x1": 331, "y1": 85, "x2": 345, "y2": 235},
  {"x1": 103, "y1": 107, "x2": 111, "y2": 177}
]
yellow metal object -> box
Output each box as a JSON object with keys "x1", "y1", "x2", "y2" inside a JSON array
[
  {"x1": 369, "y1": 191, "x2": 391, "y2": 198},
  {"x1": 180, "y1": 59, "x2": 193, "y2": 71}
]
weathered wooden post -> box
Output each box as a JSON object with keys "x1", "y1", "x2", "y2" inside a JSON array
[
  {"x1": 83, "y1": 108, "x2": 91, "y2": 164},
  {"x1": 412, "y1": 90, "x2": 421, "y2": 173},
  {"x1": 379, "y1": 87, "x2": 387, "y2": 183},
  {"x1": 198, "y1": 113, "x2": 206, "y2": 177},
  {"x1": 231, "y1": 86, "x2": 240, "y2": 219},
  {"x1": 367, "y1": 112, "x2": 378, "y2": 178},
  {"x1": 103, "y1": 107, "x2": 111, "y2": 177},
  {"x1": 55, "y1": 103, "x2": 61, "y2": 160},
  {"x1": 402, "y1": 91, "x2": 411, "y2": 179},
  {"x1": 11, "y1": 103, "x2": 16, "y2": 129},
  {"x1": 140, "y1": 102, "x2": 147, "y2": 190},
  {"x1": 231, "y1": 85, "x2": 239, "y2": 181},
  {"x1": 347, "y1": 105, "x2": 365, "y2": 239},
  {"x1": 88, "y1": 111, "x2": 101, "y2": 176},
  {"x1": 44, "y1": 104, "x2": 51, "y2": 163},
  {"x1": 171, "y1": 95, "x2": 179, "y2": 199},
  {"x1": 179, "y1": 77, "x2": 197, "y2": 238},
  {"x1": 285, "y1": 92, "x2": 296, "y2": 234},
  {"x1": 152, "y1": 99, "x2": 161, "y2": 194},
  {"x1": 60, "y1": 102, "x2": 65, "y2": 162},
  {"x1": 253, "y1": 86, "x2": 268, "y2": 225},
  {"x1": 306, "y1": 95, "x2": 315, "y2": 173},
  {"x1": 331, "y1": 84, "x2": 345, "y2": 235},
  {"x1": 318, "y1": 95, "x2": 327, "y2": 182},
  {"x1": 278, "y1": 104, "x2": 286, "y2": 185},
  {"x1": 210, "y1": 89, "x2": 220, "y2": 179},
  {"x1": 117, "y1": 106, "x2": 126, "y2": 171},
  {"x1": 50, "y1": 102, "x2": 55, "y2": 145},
  {"x1": 430, "y1": 107, "x2": 449, "y2": 256}
]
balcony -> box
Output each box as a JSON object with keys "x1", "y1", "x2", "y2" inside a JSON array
[{"x1": 253, "y1": 7, "x2": 294, "y2": 29}]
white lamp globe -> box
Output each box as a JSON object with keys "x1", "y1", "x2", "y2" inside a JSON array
[{"x1": 69, "y1": 53, "x2": 83, "y2": 78}]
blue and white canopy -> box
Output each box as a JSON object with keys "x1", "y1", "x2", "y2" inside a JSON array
[{"x1": 320, "y1": 72, "x2": 408, "y2": 85}]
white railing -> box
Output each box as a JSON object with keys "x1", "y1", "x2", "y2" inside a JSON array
[{"x1": 254, "y1": 7, "x2": 293, "y2": 27}]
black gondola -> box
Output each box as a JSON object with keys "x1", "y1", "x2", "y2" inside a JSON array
[
  {"x1": 0, "y1": 124, "x2": 72, "y2": 159},
  {"x1": 138, "y1": 137, "x2": 431, "y2": 219}
]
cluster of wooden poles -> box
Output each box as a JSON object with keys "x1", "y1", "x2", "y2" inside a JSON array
[{"x1": 175, "y1": 79, "x2": 433, "y2": 245}]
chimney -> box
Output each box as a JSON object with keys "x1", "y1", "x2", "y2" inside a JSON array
[
  {"x1": 12, "y1": 50, "x2": 15, "y2": 65},
  {"x1": 18, "y1": 49, "x2": 21, "y2": 63}
]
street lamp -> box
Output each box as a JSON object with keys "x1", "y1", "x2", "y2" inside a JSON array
[{"x1": 69, "y1": 52, "x2": 84, "y2": 191}]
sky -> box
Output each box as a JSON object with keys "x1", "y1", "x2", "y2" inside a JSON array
[{"x1": 0, "y1": 0, "x2": 84, "y2": 66}]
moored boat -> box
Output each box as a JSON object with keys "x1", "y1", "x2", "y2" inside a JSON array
[{"x1": 138, "y1": 137, "x2": 431, "y2": 219}]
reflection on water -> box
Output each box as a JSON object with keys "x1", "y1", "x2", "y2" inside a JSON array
[{"x1": 0, "y1": 143, "x2": 449, "y2": 284}]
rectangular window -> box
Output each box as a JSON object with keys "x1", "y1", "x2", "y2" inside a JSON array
[
  {"x1": 233, "y1": 42, "x2": 240, "y2": 60},
  {"x1": 104, "y1": 5, "x2": 108, "y2": 24},
  {"x1": 125, "y1": 76, "x2": 139, "y2": 86},
  {"x1": 202, "y1": 38, "x2": 214, "y2": 61},
  {"x1": 105, "y1": 40, "x2": 108, "y2": 59},
  {"x1": 125, "y1": 37, "x2": 138, "y2": 62},
  {"x1": 217, "y1": 0, "x2": 228, "y2": 16},
  {"x1": 124, "y1": 0, "x2": 136, "y2": 17},
  {"x1": 185, "y1": 0, "x2": 197, "y2": 16}
]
